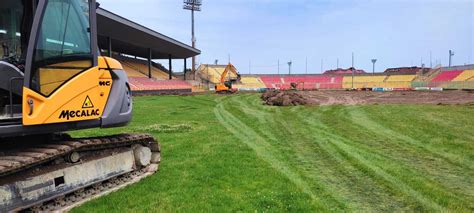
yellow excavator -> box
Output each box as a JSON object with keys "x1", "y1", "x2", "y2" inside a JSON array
[
  {"x1": 215, "y1": 63, "x2": 240, "y2": 93},
  {"x1": 0, "y1": 0, "x2": 160, "y2": 211}
]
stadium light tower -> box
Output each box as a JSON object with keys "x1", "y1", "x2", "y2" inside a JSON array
[
  {"x1": 448, "y1": 50, "x2": 454, "y2": 67},
  {"x1": 371, "y1": 59, "x2": 377, "y2": 74},
  {"x1": 183, "y1": 0, "x2": 202, "y2": 74},
  {"x1": 288, "y1": 61, "x2": 292, "y2": 75}
]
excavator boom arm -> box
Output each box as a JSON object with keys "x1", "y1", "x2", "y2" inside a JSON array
[{"x1": 220, "y1": 63, "x2": 240, "y2": 83}]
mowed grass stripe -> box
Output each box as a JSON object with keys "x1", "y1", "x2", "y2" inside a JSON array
[
  {"x1": 337, "y1": 106, "x2": 474, "y2": 200},
  {"x1": 309, "y1": 105, "x2": 474, "y2": 196},
  {"x1": 309, "y1": 105, "x2": 472, "y2": 210},
  {"x1": 225, "y1": 95, "x2": 362, "y2": 209},
  {"x1": 227, "y1": 95, "x2": 403, "y2": 210},
  {"x1": 214, "y1": 96, "x2": 344, "y2": 210},
  {"x1": 291, "y1": 107, "x2": 444, "y2": 211},
  {"x1": 349, "y1": 106, "x2": 474, "y2": 171}
]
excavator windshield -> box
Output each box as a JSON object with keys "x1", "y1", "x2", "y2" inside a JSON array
[{"x1": 29, "y1": 0, "x2": 93, "y2": 96}]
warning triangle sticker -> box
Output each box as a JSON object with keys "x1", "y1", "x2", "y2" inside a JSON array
[{"x1": 82, "y1": 96, "x2": 94, "y2": 108}]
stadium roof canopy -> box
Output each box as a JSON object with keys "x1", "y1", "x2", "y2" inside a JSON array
[{"x1": 96, "y1": 8, "x2": 200, "y2": 60}]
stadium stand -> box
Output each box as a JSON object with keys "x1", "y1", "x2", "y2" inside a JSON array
[
  {"x1": 197, "y1": 64, "x2": 474, "y2": 91},
  {"x1": 111, "y1": 55, "x2": 191, "y2": 93}
]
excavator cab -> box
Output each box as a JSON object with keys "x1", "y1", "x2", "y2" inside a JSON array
[{"x1": 0, "y1": 0, "x2": 133, "y2": 137}]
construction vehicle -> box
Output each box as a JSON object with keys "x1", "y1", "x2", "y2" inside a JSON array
[
  {"x1": 0, "y1": 0, "x2": 160, "y2": 211},
  {"x1": 215, "y1": 63, "x2": 241, "y2": 93}
]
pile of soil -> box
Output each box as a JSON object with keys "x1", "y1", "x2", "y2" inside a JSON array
[
  {"x1": 261, "y1": 90, "x2": 309, "y2": 106},
  {"x1": 263, "y1": 90, "x2": 474, "y2": 106}
]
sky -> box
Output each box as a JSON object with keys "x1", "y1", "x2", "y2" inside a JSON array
[{"x1": 98, "y1": 0, "x2": 473, "y2": 74}]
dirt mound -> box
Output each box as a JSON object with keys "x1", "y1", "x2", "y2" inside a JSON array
[
  {"x1": 263, "y1": 90, "x2": 474, "y2": 106},
  {"x1": 262, "y1": 90, "x2": 309, "y2": 106}
]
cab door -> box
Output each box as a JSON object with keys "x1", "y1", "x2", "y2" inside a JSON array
[{"x1": 22, "y1": 0, "x2": 111, "y2": 126}]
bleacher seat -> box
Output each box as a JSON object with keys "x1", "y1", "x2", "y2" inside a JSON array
[
  {"x1": 452, "y1": 70, "x2": 474, "y2": 81},
  {"x1": 235, "y1": 77, "x2": 266, "y2": 89},
  {"x1": 122, "y1": 63, "x2": 148, "y2": 77},
  {"x1": 384, "y1": 75, "x2": 416, "y2": 88},
  {"x1": 284, "y1": 76, "x2": 343, "y2": 89},
  {"x1": 116, "y1": 56, "x2": 170, "y2": 79},
  {"x1": 342, "y1": 76, "x2": 387, "y2": 89},
  {"x1": 430, "y1": 70, "x2": 463, "y2": 82},
  {"x1": 429, "y1": 70, "x2": 463, "y2": 87},
  {"x1": 260, "y1": 76, "x2": 284, "y2": 89},
  {"x1": 129, "y1": 77, "x2": 192, "y2": 92}
]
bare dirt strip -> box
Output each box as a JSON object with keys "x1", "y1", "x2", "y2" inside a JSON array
[{"x1": 262, "y1": 90, "x2": 474, "y2": 106}]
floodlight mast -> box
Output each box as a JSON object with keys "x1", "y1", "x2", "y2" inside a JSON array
[
  {"x1": 371, "y1": 59, "x2": 377, "y2": 74},
  {"x1": 183, "y1": 0, "x2": 202, "y2": 76}
]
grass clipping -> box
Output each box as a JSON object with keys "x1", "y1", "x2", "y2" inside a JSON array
[
  {"x1": 261, "y1": 90, "x2": 309, "y2": 106},
  {"x1": 141, "y1": 124, "x2": 193, "y2": 133}
]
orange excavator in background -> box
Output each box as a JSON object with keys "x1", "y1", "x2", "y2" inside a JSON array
[{"x1": 215, "y1": 63, "x2": 241, "y2": 93}]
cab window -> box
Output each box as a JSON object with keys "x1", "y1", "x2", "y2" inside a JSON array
[{"x1": 31, "y1": 0, "x2": 92, "y2": 96}]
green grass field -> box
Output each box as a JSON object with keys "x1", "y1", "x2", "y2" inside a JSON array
[{"x1": 71, "y1": 94, "x2": 474, "y2": 212}]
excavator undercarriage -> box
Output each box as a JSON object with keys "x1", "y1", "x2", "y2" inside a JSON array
[{"x1": 0, "y1": 134, "x2": 160, "y2": 212}]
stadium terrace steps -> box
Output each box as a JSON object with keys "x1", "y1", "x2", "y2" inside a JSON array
[
  {"x1": 260, "y1": 76, "x2": 284, "y2": 88},
  {"x1": 430, "y1": 70, "x2": 463, "y2": 82},
  {"x1": 235, "y1": 77, "x2": 266, "y2": 89},
  {"x1": 115, "y1": 55, "x2": 171, "y2": 80},
  {"x1": 383, "y1": 75, "x2": 416, "y2": 88},
  {"x1": 122, "y1": 63, "x2": 147, "y2": 77},
  {"x1": 122, "y1": 60, "x2": 170, "y2": 79},
  {"x1": 342, "y1": 76, "x2": 387, "y2": 89},
  {"x1": 129, "y1": 77, "x2": 192, "y2": 92},
  {"x1": 452, "y1": 70, "x2": 474, "y2": 81},
  {"x1": 428, "y1": 70, "x2": 463, "y2": 87}
]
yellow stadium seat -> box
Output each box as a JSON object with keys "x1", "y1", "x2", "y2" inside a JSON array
[
  {"x1": 384, "y1": 75, "x2": 416, "y2": 88},
  {"x1": 452, "y1": 70, "x2": 474, "y2": 81},
  {"x1": 122, "y1": 63, "x2": 147, "y2": 77},
  {"x1": 237, "y1": 77, "x2": 266, "y2": 88},
  {"x1": 121, "y1": 59, "x2": 171, "y2": 79},
  {"x1": 342, "y1": 76, "x2": 387, "y2": 88}
]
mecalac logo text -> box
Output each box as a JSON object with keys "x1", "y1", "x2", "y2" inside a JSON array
[{"x1": 59, "y1": 109, "x2": 100, "y2": 120}]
